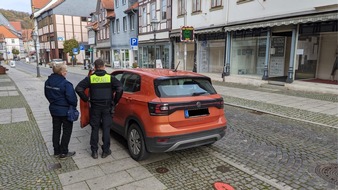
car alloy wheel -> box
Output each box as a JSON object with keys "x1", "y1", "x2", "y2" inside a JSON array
[
  {"x1": 129, "y1": 128, "x2": 141, "y2": 155},
  {"x1": 127, "y1": 123, "x2": 149, "y2": 161}
]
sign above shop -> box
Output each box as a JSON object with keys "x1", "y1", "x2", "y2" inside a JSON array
[{"x1": 180, "y1": 26, "x2": 194, "y2": 42}]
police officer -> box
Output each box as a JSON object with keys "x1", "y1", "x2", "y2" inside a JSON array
[{"x1": 75, "y1": 58, "x2": 123, "y2": 159}]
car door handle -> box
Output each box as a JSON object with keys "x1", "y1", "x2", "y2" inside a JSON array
[{"x1": 126, "y1": 97, "x2": 133, "y2": 101}]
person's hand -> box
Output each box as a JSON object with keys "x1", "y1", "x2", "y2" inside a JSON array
[{"x1": 110, "y1": 105, "x2": 115, "y2": 116}]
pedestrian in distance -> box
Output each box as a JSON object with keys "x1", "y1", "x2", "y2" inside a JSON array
[
  {"x1": 44, "y1": 63, "x2": 77, "y2": 159},
  {"x1": 75, "y1": 58, "x2": 123, "y2": 159}
]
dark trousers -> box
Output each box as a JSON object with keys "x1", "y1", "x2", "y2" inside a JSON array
[
  {"x1": 52, "y1": 116, "x2": 73, "y2": 155},
  {"x1": 89, "y1": 107, "x2": 112, "y2": 153}
]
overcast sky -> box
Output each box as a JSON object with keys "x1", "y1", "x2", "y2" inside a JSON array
[{"x1": 0, "y1": 0, "x2": 31, "y2": 13}]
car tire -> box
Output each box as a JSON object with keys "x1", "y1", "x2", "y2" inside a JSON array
[{"x1": 127, "y1": 123, "x2": 149, "y2": 161}]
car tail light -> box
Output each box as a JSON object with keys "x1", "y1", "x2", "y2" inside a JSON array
[
  {"x1": 218, "y1": 98, "x2": 224, "y2": 109},
  {"x1": 148, "y1": 102, "x2": 169, "y2": 116}
]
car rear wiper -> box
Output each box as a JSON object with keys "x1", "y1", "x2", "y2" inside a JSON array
[{"x1": 192, "y1": 92, "x2": 207, "y2": 96}]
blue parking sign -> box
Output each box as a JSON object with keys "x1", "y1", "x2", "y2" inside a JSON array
[
  {"x1": 72, "y1": 48, "x2": 78, "y2": 54},
  {"x1": 130, "y1": 38, "x2": 138, "y2": 46}
]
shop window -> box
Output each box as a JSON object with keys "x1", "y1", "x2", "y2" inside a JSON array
[{"x1": 192, "y1": 0, "x2": 201, "y2": 12}]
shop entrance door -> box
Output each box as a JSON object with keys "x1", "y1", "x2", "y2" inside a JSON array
[
  {"x1": 268, "y1": 32, "x2": 292, "y2": 82},
  {"x1": 121, "y1": 49, "x2": 129, "y2": 68}
]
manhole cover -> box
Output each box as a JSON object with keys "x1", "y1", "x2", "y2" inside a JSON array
[
  {"x1": 47, "y1": 163, "x2": 62, "y2": 170},
  {"x1": 315, "y1": 163, "x2": 338, "y2": 185},
  {"x1": 156, "y1": 167, "x2": 169, "y2": 174},
  {"x1": 216, "y1": 165, "x2": 231, "y2": 173}
]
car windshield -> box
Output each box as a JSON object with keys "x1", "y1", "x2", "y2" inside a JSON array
[{"x1": 155, "y1": 78, "x2": 217, "y2": 98}]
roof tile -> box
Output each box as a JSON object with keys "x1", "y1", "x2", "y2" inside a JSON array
[
  {"x1": 32, "y1": 0, "x2": 51, "y2": 10},
  {"x1": 0, "y1": 25, "x2": 19, "y2": 38}
]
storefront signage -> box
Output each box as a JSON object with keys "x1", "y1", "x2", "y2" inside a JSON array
[{"x1": 181, "y1": 26, "x2": 194, "y2": 42}]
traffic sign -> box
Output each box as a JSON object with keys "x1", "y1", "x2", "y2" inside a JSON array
[
  {"x1": 57, "y1": 37, "x2": 64, "y2": 41},
  {"x1": 130, "y1": 38, "x2": 138, "y2": 46},
  {"x1": 79, "y1": 45, "x2": 85, "y2": 50},
  {"x1": 7, "y1": 51, "x2": 10, "y2": 54},
  {"x1": 72, "y1": 48, "x2": 78, "y2": 54},
  {"x1": 88, "y1": 48, "x2": 93, "y2": 52}
]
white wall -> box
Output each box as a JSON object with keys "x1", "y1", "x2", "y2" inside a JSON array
[
  {"x1": 171, "y1": 1, "x2": 228, "y2": 30},
  {"x1": 228, "y1": 0, "x2": 337, "y2": 24}
]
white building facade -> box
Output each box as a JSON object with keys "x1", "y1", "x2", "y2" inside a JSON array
[{"x1": 170, "y1": 0, "x2": 338, "y2": 83}]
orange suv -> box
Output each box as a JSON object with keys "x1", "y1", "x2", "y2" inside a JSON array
[{"x1": 105, "y1": 68, "x2": 226, "y2": 160}]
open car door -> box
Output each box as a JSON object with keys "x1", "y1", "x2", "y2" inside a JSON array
[{"x1": 79, "y1": 69, "x2": 94, "y2": 128}]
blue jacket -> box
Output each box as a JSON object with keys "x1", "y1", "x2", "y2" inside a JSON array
[{"x1": 44, "y1": 73, "x2": 78, "y2": 116}]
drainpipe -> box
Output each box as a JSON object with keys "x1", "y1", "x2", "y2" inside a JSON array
[
  {"x1": 262, "y1": 28, "x2": 271, "y2": 80},
  {"x1": 224, "y1": 31, "x2": 231, "y2": 77},
  {"x1": 286, "y1": 26, "x2": 297, "y2": 83}
]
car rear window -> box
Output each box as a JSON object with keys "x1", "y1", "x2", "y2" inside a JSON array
[{"x1": 155, "y1": 78, "x2": 217, "y2": 98}]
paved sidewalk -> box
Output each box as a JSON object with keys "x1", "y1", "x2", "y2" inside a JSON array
[{"x1": 0, "y1": 64, "x2": 337, "y2": 189}]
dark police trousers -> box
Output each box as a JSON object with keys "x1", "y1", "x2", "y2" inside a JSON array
[
  {"x1": 89, "y1": 106, "x2": 112, "y2": 153},
  {"x1": 52, "y1": 116, "x2": 73, "y2": 155}
]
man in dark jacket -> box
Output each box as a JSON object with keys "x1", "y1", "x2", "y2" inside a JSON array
[
  {"x1": 45, "y1": 63, "x2": 78, "y2": 159},
  {"x1": 75, "y1": 58, "x2": 123, "y2": 159}
]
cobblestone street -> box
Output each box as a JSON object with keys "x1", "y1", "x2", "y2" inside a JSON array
[
  {"x1": 142, "y1": 105, "x2": 337, "y2": 190},
  {"x1": 1, "y1": 65, "x2": 337, "y2": 189}
]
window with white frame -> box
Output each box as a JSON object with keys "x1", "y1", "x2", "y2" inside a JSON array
[
  {"x1": 106, "y1": 27, "x2": 109, "y2": 37},
  {"x1": 142, "y1": 7, "x2": 147, "y2": 27},
  {"x1": 129, "y1": 14, "x2": 135, "y2": 30},
  {"x1": 116, "y1": 19, "x2": 120, "y2": 33},
  {"x1": 211, "y1": 0, "x2": 222, "y2": 7},
  {"x1": 122, "y1": 0, "x2": 126, "y2": 5},
  {"x1": 193, "y1": 0, "x2": 201, "y2": 12},
  {"x1": 115, "y1": 0, "x2": 119, "y2": 8},
  {"x1": 178, "y1": 0, "x2": 186, "y2": 16},
  {"x1": 161, "y1": 0, "x2": 167, "y2": 20},
  {"x1": 151, "y1": 3, "x2": 156, "y2": 20},
  {"x1": 123, "y1": 16, "x2": 127, "y2": 31}
]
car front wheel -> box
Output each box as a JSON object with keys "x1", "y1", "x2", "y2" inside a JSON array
[{"x1": 127, "y1": 123, "x2": 149, "y2": 161}]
